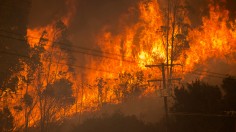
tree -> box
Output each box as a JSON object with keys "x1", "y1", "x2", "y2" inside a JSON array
[
  {"x1": 55, "y1": 20, "x2": 75, "y2": 73},
  {"x1": 0, "y1": 0, "x2": 31, "y2": 98},
  {"x1": 221, "y1": 76, "x2": 236, "y2": 132},
  {"x1": 42, "y1": 78, "x2": 75, "y2": 130},
  {"x1": 30, "y1": 20, "x2": 75, "y2": 132},
  {"x1": 170, "y1": 80, "x2": 224, "y2": 132},
  {"x1": 0, "y1": 107, "x2": 14, "y2": 132},
  {"x1": 173, "y1": 80, "x2": 222, "y2": 113},
  {"x1": 222, "y1": 76, "x2": 236, "y2": 111},
  {"x1": 118, "y1": 72, "x2": 134, "y2": 102},
  {"x1": 18, "y1": 31, "x2": 48, "y2": 132},
  {"x1": 96, "y1": 77, "x2": 107, "y2": 107},
  {"x1": 159, "y1": 0, "x2": 190, "y2": 83},
  {"x1": 117, "y1": 71, "x2": 146, "y2": 102},
  {"x1": 44, "y1": 78, "x2": 74, "y2": 108},
  {"x1": 0, "y1": 2, "x2": 31, "y2": 130}
]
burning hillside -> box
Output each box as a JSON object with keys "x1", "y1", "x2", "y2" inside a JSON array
[{"x1": 0, "y1": 0, "x2": 236, "y2": 131}]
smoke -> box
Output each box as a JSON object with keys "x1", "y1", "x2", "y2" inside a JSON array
[
  {"x1": 98, "y1": 97, "x2": 165, "y2": 123},
  {"x1": 28, "y1": 0, "x2": 236, "y2": 44},
  {"x1": 28, "y1": 0, "x2": 140, "y2": 74},
  {"x1": 225, "y1": 0, "x2": 236, "y2": 21},
  {"x1": 28, "y1": 0, "x2": 68, "y2": 28},
  {"x1": 28, "y1": 0, "x2": 236, "y2": 54},
  {"x1": 29, "y1": 0, "x2": 139, "y2": 43},
  {"x1": 184, "y1": 59, "x2": 236, "y2": 86},
  {"x1": 68, "y1": 0, "x2": 139, "y2": 48},
  {"x1": 184, "y1": 0, "x2": 210, "y2": 27},
  {"x1": 156, "y1": 0, "x2": 236, "y2": 27},
  {"x1": 185, "y1": 0, "x2": 236, "y2": 27}
]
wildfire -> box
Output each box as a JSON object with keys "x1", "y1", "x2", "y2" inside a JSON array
[{"x1": 7, "y1": 0, "x2": 236, "y2": 130}]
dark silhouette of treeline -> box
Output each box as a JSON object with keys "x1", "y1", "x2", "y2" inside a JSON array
[{"x1": 168, "y1": 76, "x2": 236, "y2": 132}]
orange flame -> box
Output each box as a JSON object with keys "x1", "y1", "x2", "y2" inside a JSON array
[{"x1": 9, "y1": 0, "x2": 236, "y2": 129}]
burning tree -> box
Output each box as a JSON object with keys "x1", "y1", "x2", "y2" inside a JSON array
[
  {"x1": 0, "y1": 0, "x2": 31, "y2": 109},
  {"x1": 20, "y1": 31, "x2": 47, "y2": 132},
  {"x1": 42, "y1": 78, "x2": 74, "y2": 128},
  {"x1": 96, "y1": 77, "x2": 107, "y2": 107},
  {"x1": 29, "y1": 21, "x2": 76, "y2": 131},
  {"x1": 0, "y1": 107, "x2": 14, "y2": 132},
  {"x1": 117, "y1": 71, "x2": 147, "y2": 102}
]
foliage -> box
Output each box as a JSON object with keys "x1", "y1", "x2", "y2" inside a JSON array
[
  {"x1": 117, "y1": 71, "x2": 146, "y2": 102},
  {"x1": 170, "y1": 79, "x2": 235, "y2": 132},
  {"x1": 173, "y1": 80, "x2": 222, "y2": 113},
  {"x1": 0, "y1": 107, "x2": 14, "y2": 132},
  {"x1": 222, "y1": 76, "x2": 236, "y2": 111},
  {"x1": 4, "y1": 76, "x2": 19, "y2": 94},
  {"x1": 23, "y1": 93, "x2": 33, "y2": 107},
  {"x1": 96, "y1": 77, "x2": 107, "y2": 106},
  {"x1": 55, "y1": 20, "x2": 75, "y2": 73},
  {"x1": 44, "y1": 78, "x2": 75, "y2": 107},
  {"x1": 0, "y1": 0, "x2": 30, "y2": 97}
]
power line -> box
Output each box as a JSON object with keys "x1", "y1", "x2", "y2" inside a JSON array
[
  {"x1": 175, "y1": 69, "x2": 231, "y2": 79},
  {"x1": 200, "y1": 70, "x2": 228, "y2": 76},
  {"x1": 0, "y1": 29, "x2": 134, "y2": 61},
  {"x1": 190, "y1": 71, "x2": 232, "y2": 79},
  {"x1": 0, "y1": 31, "x2": 234, "y2": 78},
  {"x1": 190, "y1": 68, "x2": 229, "y2": 77},
  {"x1": 0, "y1": 50, "x2": 118, "y2": 74},
  {"x1": 169, "y1": 112, "x2": 236, "y2": 118},
  {"x1": 0, "y1": 33, "x2": 136, "y2": 63},
  {"x1": 189, "y1": 71, "x2": 227, "y2": 79}
]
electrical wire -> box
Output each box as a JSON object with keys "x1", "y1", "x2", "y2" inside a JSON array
[
  {"x1": 0, "y1": 29, "x2": 134, "y2": 61},
  {"x1": 0, "y1": 30, "x2": 235, "y2": 78},
  {"x1": 0, "y1": 50, "x2": 118, "y2": 74},
  {"x1": 169, "y1": 112, "x2": 236, "y2": 118}
]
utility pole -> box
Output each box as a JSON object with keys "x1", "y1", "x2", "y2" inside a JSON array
[
  {"x1": 161, "y1": 63, "x2": 169, "y2": 132},
  {"x1": 146, "y1": 64, "x2": 168, "y2": 132},
  {"x1": 146, "y1": 0, "x2": 185, "y2": 131},
  {"x1": 146, "y1": 63, "x2": 181, "y2": 132}
]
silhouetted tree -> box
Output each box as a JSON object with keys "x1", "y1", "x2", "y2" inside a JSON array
[
  {"x1": 55, "y1": 20, "x2": 75, "y2": 73},
  {"x1": 0, "y1": 0, "x2": 31, "y2": 98},
  {"x1": 173, "y1": 80, "x2": 222, "y2": 113},
  {"x1": 44, "y1": 78, "x2": 75, "y2": 108},
  {"x1": 96, "y1": 77, "x2": 107, "y2": 107},
  {"x1": 170, "y1": 80, "x2": 224, "y2": 132},
  {"x1": 42, "y1": 78, "x2": 75, "y2": 130},
  {"x1": 221, "y1": 76, "x2": 236, "y2": 132},
  {"x1": 0, "y1": 107, "x2": 14, "y2": 132},
  {"x1": 118, "y1": 71, "x2": 146, "y2": 102},
  {"x1": 222, "y1": 76, "x2": 236, "y2": 111}
]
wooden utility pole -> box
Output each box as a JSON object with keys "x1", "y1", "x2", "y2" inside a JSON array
[
  {"x1": 146, "y1": 63, "x2": 168, "y2": 132},
  {"x1": 146, "y1": 63, "x2": 181, "y2": 132},
  {"x1": 146, "y1": 0, "x2": 186, "y2": 131},
  {"x1": 161, "y1": 63, "x2": 169, "y2": 132}
]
